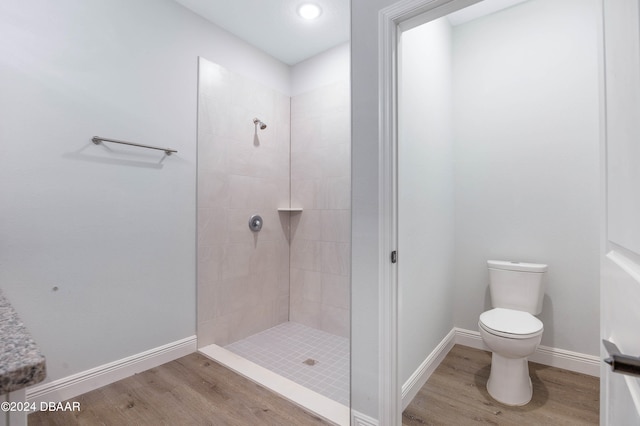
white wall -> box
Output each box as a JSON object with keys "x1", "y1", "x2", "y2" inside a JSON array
[
  {"x1": 0, "y1": 0, "x2": 289, "y2": 384},
  {"x1": 399, "y1": 18, "x2": 455, "y2": 385},
  {"x1": 452, "y1": 0, "x2": 601, "y2": 355}
]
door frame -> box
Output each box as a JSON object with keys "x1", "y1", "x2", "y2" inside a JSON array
[{"x1": 377, "y1": 0, "x2": 483, "y2": 423}]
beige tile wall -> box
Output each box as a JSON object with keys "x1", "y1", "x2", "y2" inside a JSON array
[
  {"x1": 197, "y1": 59, "x2": 291, "y2": 347},
  {"x1": 197, "y1": 59, "x2": 351, "y2": 345},
  {"x1": 290, "y1": 80, "x2": 351, "y2": 338}
]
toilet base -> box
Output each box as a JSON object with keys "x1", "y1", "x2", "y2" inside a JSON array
[{"x1": 486, "y1": 352, "x2": 533, "y2": 406}]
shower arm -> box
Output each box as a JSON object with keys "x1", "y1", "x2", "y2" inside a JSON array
[{"x1": 253, "y1": 118, "x2": 267, "y2": 130}]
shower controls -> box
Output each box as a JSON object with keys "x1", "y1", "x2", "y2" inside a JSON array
[{"x1": 249, "y1": 214, "x2": 263, "y2": 232}]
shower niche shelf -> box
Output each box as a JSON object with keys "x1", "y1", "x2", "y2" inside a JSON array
[{"x1": 277, "y1": 207, "x2": 303, "y2": 213}]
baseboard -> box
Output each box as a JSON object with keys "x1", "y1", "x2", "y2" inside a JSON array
[
  {"x1": 401, "y1": 328, "x2": 456, "y2": 410},
  {"x1": 26, "y1": 335, "x2": 197, "y2": 407},
  {"x1": 454, "y1": 328, "x2": 601, "y2": 377},
  {"x1": 455, "y1": 327, "x2": 490, "y2": 351},
  {"x1": 351, "y1": 410, "x2": 378, "y2": 426}
]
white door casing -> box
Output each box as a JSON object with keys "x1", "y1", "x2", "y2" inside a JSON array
[{"x1": 378, "y1": 0, "x2": 483, "y2": 424}]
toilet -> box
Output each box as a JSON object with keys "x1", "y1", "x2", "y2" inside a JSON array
[{"x1": 478, "y1": 260, "x2": 547, "y2": 406}]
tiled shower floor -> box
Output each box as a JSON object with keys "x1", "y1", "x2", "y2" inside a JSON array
[{"x1": 225, "y1": 322, "x2": 350, "y2": 406}]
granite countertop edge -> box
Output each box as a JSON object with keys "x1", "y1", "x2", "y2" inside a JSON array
[{"x1": 0, "y1": 289, "x2": 46, "y2": 395}]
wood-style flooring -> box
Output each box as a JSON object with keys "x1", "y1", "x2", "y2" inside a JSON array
[
  {"x1": 28, "y1": 352, "x2": 331, "y2": 426},
  {"x1": 29, "y1": 344, "x2": 600, "y2": 425},
  {"x1": 403, "y1": 344, "x2": 600, "y2": 425}
]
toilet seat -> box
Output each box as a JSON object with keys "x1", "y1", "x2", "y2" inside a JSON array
[{"x1": 479, "y1": 308, "x2": 543, "y2": 339}]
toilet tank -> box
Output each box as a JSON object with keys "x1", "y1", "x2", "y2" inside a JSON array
[{"x1": 488, "y1": 260, "x2": 548, "y2": 315}]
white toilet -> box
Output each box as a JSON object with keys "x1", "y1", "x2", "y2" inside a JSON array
[{"x1": 478, "y1": 260, "x2": 547, "y2": 406}]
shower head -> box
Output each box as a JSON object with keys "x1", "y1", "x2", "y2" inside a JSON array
[{"x1": 253, "y1": 118, "x2": 267, "y2": 130}]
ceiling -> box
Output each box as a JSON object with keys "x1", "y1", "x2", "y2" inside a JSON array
[
  {"x1": 173, "y1": 0, "x2": 529, "y2": 66},
  {"x1": 174, "y1": 0, "x2": 350, "y2": 66},
  {"x1": 447, "y1": 0, "x2": 529, "y2": 26}
]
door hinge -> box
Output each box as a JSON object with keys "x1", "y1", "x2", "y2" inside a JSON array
[{"x1": 391, "y1": 250, "x2": 397, "y2": 264}]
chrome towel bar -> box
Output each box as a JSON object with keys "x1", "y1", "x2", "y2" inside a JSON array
[{"x1": 92, "y1": 136, "x2": 177, "y2": 156}]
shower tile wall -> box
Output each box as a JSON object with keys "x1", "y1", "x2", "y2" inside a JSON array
[
  {"x1": 290, "y1": 81, "x2": 351, "y2": 338},
  {"x1": 197, "y1": 58, "x2": 291, "y2": 347}
]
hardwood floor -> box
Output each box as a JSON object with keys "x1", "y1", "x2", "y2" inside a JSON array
[
  {"x1": 29, "y1": 344, "x2": 599, "y2": 425},
  {"x1": 29, "y1": 352, "x2": 331, "y2": 426},
  {"x1": 403, "y1": 345, "x2": 600, "y2": 425}
]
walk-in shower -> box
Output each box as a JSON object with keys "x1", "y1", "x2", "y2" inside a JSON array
[{"x1": 196, "y1": 58, "x2": 351, "y2": 424}]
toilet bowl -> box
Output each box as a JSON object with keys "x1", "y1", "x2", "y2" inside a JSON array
[{"x1": 479, "y1": 307, "x2": 543, "y2": 406}]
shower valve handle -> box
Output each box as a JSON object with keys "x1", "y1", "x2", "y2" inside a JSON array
[{"x1": 249, "y1": 214, "x2": 263, "y2": 232}]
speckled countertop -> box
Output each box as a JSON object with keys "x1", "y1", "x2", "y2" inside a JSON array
[{"x1": 0, "y1": 289, "x2": 46, "y2": 394}]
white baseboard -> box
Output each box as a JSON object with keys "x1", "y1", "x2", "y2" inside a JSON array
[
  {"x1": 401, "y1": 328, "x2": 456, "y2": 410},
  {"x1": 26, "y1": 335, "x2": 197, "y2": 407},
  {"x1": 351, "y1": 410, "x2": 379, "y2": 426},
  {"x1": 455, "y1": 327, "x2": 490, "y2": 351},
  {"x1": 454, "y1": 327, "x2": 601, "y2": 377}
]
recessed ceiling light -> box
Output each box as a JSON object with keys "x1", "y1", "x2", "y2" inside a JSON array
[{"x1": 297, "y1": 3, "x2": 322, "y2": 20}]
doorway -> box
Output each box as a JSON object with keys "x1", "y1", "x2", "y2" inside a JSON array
[{"x1": 376, "y1": 0, "x2": 602, "y2": 423}]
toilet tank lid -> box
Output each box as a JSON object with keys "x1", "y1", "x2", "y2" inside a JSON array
[{"x1": 487, "y1": 260, "x2": 547, "y2": 273}]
